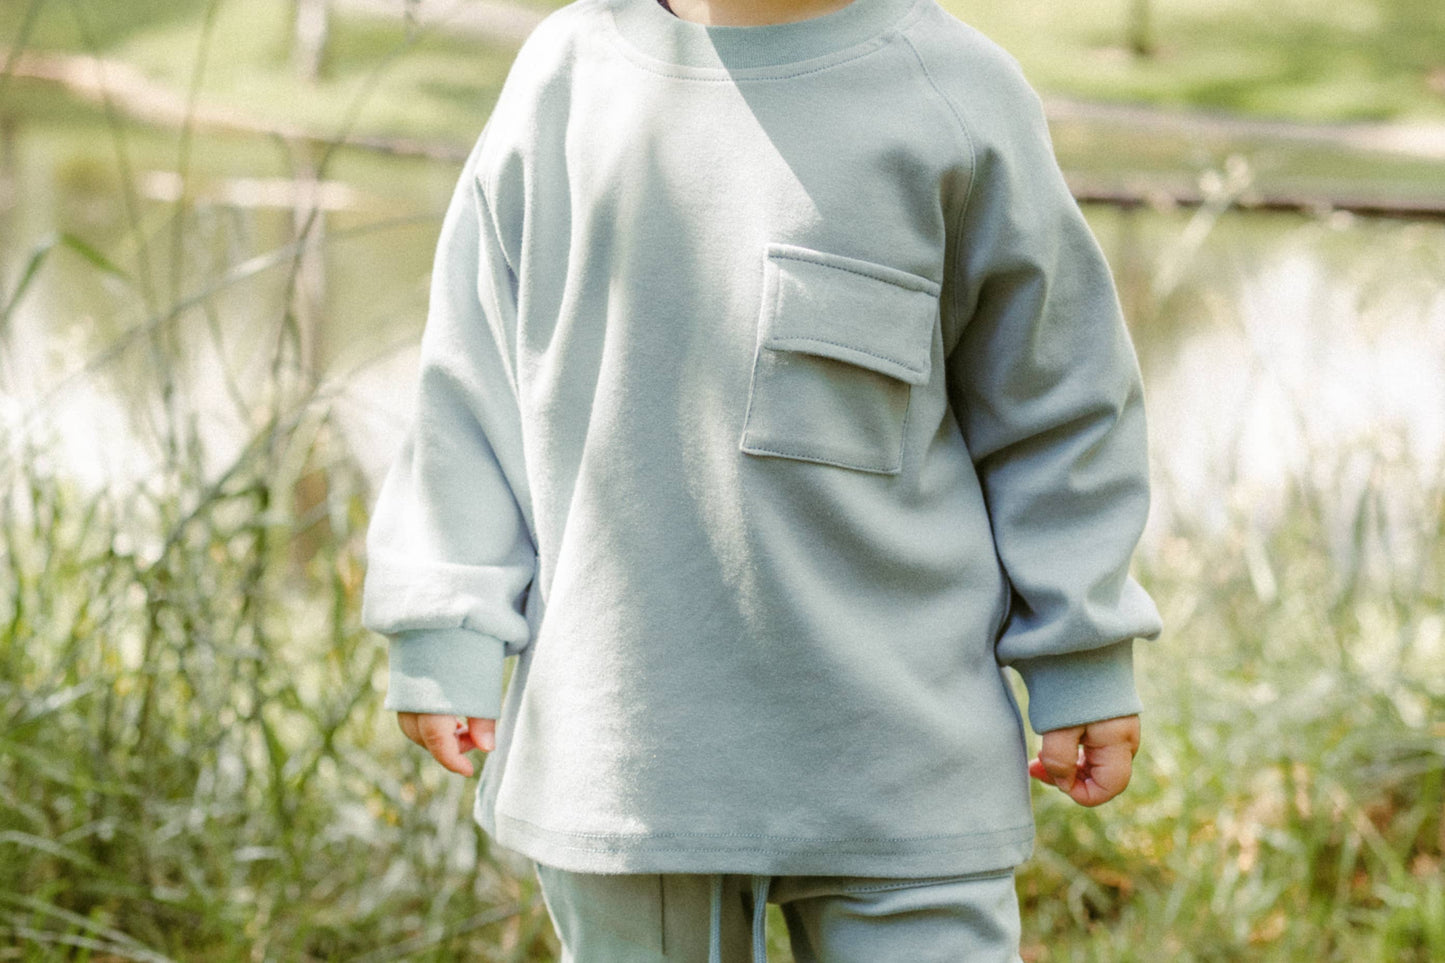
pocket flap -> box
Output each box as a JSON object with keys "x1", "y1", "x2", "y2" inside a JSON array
[{"x1": 760, "y1": 242, "x2": 940, "y2": 386}]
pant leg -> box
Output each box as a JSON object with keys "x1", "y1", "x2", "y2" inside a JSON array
[
  {"x1": 772, "y1": 868, "x2": 1025, "y2": 963},
  {"x1": 533, "y1": 860, "x2": 664, "y2": 962},
  {"x1": 533, "y1": 860, "x2": 1024, "y2": 963},
  {"x1": 532, "y1": 861, "x2": 754, "y2": 962}
]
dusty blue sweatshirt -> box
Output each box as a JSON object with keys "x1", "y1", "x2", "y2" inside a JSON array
[{"x1": 360, "y1": 0, "x2": 1164, "y2": 876}]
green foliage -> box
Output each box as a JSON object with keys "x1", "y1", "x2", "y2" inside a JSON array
[
  {"x1": 0, "y1": 8, "x2": 555, "y2": 937},
  {"x1": 2, "y1": 2, "x2": 1443, "y2": 960},
  {"x1": 1, "y1": 0, "x2": 518, "y2": 144},
  {"x1": 1022, "y1": 479, "x2": 1445, "y2": 960},
  {"x1": 3, "y1": 196, "x2": 1442, "y2": 963},
  {"x1": 1013, "y1": 200, "x2": 1445, "y2": 962},
  {"x1": 0, "y1": 0, "x2": 213, "y2": 54},
  {"x1": 6, "y1": 0, "x2": 1444, "y2": 141},
  {"x1": 943, "y1": 0, "x2": 1445, "y2": 123},
  {"x1": 0, "y1": 272, "x2": 556, "y2": 960}
]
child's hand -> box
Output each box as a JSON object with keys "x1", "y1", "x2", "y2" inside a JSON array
[
  {"x1": 397, "y1": 713, "x2": 497, "y2": 777},
  {"x1": 1027, "y1": 714, "x2": 1139, "y2": 807}
]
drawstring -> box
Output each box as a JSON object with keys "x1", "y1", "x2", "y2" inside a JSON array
[
  {"x1": 708, "y1": 874, "x2": 723, "y2": 963},
  {"x1": 750, "y1": 874, "x2": 772, "y2": 962},
  {"x1": 707, "y1": 873, "x2": 773, "y2": 963}
]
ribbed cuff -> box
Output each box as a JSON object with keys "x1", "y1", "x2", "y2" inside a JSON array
[
  {"x1": 1010, "y1": 639, "x2": 1141, "y2": 734},
  {"x1": 383, "y1": 628, "x2": 506, "y2": 720}
]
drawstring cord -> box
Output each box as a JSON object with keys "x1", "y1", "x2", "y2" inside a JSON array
[
  {"x1": 708, "y1": 875, "x2": 723, "y2": 963},
  {"x1": 750, "y1": 874, "x2": 771, "y2": 961},
  {"x1": 708, "y1": 873, "x2": 773, "y2": 963}
]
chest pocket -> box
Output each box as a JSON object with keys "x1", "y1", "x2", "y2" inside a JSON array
[{"x1": 739, "y1": 242, "x2": 941, "y2": 475}]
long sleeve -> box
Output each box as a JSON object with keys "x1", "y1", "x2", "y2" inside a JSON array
[
  {"x1": 945, "y1": 73, "x2": 1164, "y2": 735},
  {"x1": 359, "y1": 125, "x2": 536, "y2": 721}
]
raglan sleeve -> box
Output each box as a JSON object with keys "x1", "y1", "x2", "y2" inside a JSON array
[
  {"x1": 944, "y1": 69, "x2": 1164, "y2": 735},
  {"x1": 359, "y1": 124, "x2": 536, "y2": 721}
]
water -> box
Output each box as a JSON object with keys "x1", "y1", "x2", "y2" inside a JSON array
[
  {"x1": 1097, "y1": 205, "x2": 1445, "y2": 581},
  {"x1": 3, "y1": 113, "x2": 1443, "y2": 572}
]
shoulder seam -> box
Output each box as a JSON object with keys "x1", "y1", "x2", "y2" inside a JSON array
[{"x1": 898, "y1": 28, "x2": 976, "y2": 335}]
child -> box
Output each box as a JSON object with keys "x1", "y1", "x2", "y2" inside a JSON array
[{"x1": 360, "y1": 0, "x2": 1164, "y2": 957}]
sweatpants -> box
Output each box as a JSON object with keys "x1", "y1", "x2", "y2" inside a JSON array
[{"x1": 532, "y1": 861, "x2": 1026, "y2": 963}]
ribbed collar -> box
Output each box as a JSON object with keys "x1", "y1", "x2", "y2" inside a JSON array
[{"x1": 608, "y1": 0, "x2": 921, "y2": 71}]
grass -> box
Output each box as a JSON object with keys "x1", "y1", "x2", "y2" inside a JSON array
[
  {"x1": 0, "y1": 93, "x2": 558, "y2": 956},
  {"x1": 0, "y1": 401, "x2": 556, "y2": 960},
  {"x1": 1009, "y1": 200, "x2": 1445, "y2": 961},
  {"x1": 942, "y1": 0, "x2": 1445, "y2": 124},
  {"x1": 4, "y1": 0, "x2": 1444, "y2": 218},
  {"x1": 3, "y1": 0, "x2": 1443, "y2": 141},
  {"x1": 3, "y1": 194, "x2": 1443, "y2": 959},
  {"x1": 2, "y1": 1, "x2": 1444, "y2": 960},
  {"x1": 1, "y1": 0, "x2": 518, "y2": 145},
  {"x1": 1019, "y1": 480, "x2": 1445, "y2": 961}
]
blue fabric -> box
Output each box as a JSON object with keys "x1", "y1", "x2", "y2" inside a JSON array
[
  {"x1": 750, "y1": 876, "x2": 771, "y2": 962},
  {"x1": 533, "y1": 862, "x2": 1024, "y2": 961},
  {"x1": 709, "y1": 874, "x2": 722, "y2": 963},
  {"x1": 361, "y1": 0, "x2": 1164, "y2": 877},
  {"x1": 706, "y1": 874, "x2": 771, "y2": 963}
]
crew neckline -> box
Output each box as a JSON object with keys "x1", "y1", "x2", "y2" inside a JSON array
[{"x1": 609, "y1": 0, "x2": 921, "y2": 71}]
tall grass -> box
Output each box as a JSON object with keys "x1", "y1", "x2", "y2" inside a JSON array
[
  {"x1": 1, "y1": 2, "x2": 554, "y2": 959},
  {"x1": 8, "y1": 198, "x2": 1442, "y2": 963},
  {"x1": 2, "y1": 3, "x2": 1443, "y2": 961},
  {"x1": 1021, "y1": 467, "x2": 1445, "y2": 961},
  {"x1": 0, "y1": 393, "x2": 552, "y2": 960},
  {"x1": 1017, "y1": 199, "x2": 1445, "y2": 961}
]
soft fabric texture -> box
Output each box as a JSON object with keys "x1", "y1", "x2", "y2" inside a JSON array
[
  {"x1": 360, "y1": 0, "x2": 1164, "y2": 877},
  {"x1": 532, "y1": 862, "x2": 1024, "y2": 962}
]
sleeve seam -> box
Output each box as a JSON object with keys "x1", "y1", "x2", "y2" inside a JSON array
[
  {"x1": 474, "y1": 175, "x2": 517, "y2": 280},
  {"x1": 470, "y1": 171, "x2": 528, "y2": 422},
  {"x1": 900, "y1": 32, "x2": 977, "y2": 341}
]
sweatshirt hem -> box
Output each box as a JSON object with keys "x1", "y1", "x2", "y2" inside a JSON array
[{"x1": 486, "y1": 808, "x2": 1035, "y2": 876}]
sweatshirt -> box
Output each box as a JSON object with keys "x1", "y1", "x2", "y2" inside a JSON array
[{"x1": 360, "y1": 0, "x2": 1165, "y2": 877}]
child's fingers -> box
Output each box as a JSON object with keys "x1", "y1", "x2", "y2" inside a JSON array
[
  {"x1": 1028, "y1": 755, "x2": 1076, "y2": 782},
  {"x1": 1065, "y1": 742, "x2": 1134, "y2": 806},
  {"x1": 464, "y1": 717, "x2": 497, "y2": 753},
  {"x1": 1058, "y1": 715, "x2": 1141, "y2": 806},
  {"x1": 411, "y1": 713, "x2": 475, "y2": 776},
  {"x1": 1035, "y1": 726, "x2": 1085, "y2": 793},
  {"x1": 1032, "y1": 716, "x2": 1142, "y2": 805},
  {"x1": 454, "y1": 719, "x2": 475, "y2": 752},
  {"x1": 1082, "y1": 715, "x2": 1141, "y2": 755},
  {"x1": 396, "y1": 713, "x2": 498, "y2": 774}
]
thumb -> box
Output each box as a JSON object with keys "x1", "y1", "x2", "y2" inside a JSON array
[
  {"x1": 461, "y1": 717, "x2": 497, "y2": 753},
  {"x1": 1034, "y1": 726, "x2": 1085, "y2": 794}
]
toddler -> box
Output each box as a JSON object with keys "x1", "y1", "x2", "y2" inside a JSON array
[{"x1": 361, "y1": 0, "x2": 1164, "y2": 958}]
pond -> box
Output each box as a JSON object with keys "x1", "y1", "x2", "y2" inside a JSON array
[{"x1": 2, "y1": 96, "x2": 1443, "y2": 584}]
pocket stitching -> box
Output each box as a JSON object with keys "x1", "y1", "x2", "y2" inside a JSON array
[
  {"x1": 739, "y1": 363, "x2": 914, "y2": 474},
  {"x1": 739, "y1": 243, "x2": 933, "y2": 475},
  {"x1": 762, "y1": 248, "x2": 937, "y2": 385},
  {"x1": 767, "y1": 243, "x2": 941, "y2": 296},
  {"x1": 763, "y1": 334, "x2": 928, "y2": 383}
]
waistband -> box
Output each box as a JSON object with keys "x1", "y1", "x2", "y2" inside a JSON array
[{"x1": 709, "y1": 873, "x2": 773, "y2": 963}]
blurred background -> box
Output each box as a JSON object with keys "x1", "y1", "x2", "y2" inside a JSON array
[{"x1": 1, "y1": 0, "x2": 1442, "y2": 959}]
